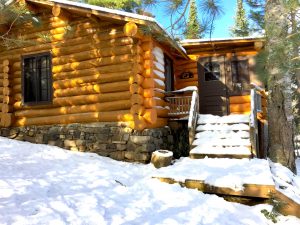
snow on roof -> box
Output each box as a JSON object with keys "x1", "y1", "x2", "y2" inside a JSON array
[
  {"x1": 46, "y1": 0, "x2": 187, "y2": 57},
  {"x1": 180, "y1": 36, "x2": 265, "y2": 44},
  {"x1": 51, "y1": 0, "x2": 156, "y2": 22}
]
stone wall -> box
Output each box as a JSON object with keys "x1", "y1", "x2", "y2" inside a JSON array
[{"x1": 0, "y1": 122, "x2": 187, "y2": 163}]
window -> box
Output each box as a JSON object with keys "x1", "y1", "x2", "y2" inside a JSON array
[
  {"x1": 204, "y1": 61, "x2": 221, "y2": 81},
  {"x1": 22, "y1": 52, "x2": 52, "y2": 105},
  {"x1": 164, "y1": 54, "x2": 174, "y2": 92},
  {"x1": 231, "y1": 60, "x2": 249, "y2": 83}
]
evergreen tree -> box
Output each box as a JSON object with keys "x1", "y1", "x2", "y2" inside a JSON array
[
  {"x1": 85, "y1": 0, "x2": 142, "y2": 13},
  {"x1": 230, "y1": 0, "x2": 249, "y2": 36},
  {"x1": 0, "y1": 0, "x2": 40, "y2": 49},
  {"x1": 263, "y1": 0, "x2": 299, "y2": 173},
  {"x1": 185, "y1": 0, "x2": 202, "y2": 39}
]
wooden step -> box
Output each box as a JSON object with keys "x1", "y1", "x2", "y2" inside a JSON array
[
  {"x1": 198, "y1": 114, "x2": 249, "y2": 124},
  {"x1": 192, "y1": 138, "x2": 251, "y2": 147},
  {"x1": 196, "y1": 123, "x2": 250, "y2": 132},
  {"x1": 195, "y1": 130, "x2": 250, "y2": 139},
  {"x1": 190, "y1": 146, "x2": 252, "y2": 159}
]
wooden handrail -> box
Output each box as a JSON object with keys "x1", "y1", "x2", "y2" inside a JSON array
[{"x1": 188, "y1": 87, "x2": 199, "y2": 147}]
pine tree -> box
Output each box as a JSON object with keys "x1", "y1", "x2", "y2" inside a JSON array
[
  {"x1": 0, "y1": 0, "x2": 40, "y2": 49},
  {"x1": 230, "y1": 0, "x2": 250, "y2": 37},
  {"x1": 185, "y1": 0, "x2": 202, "y2": 39},
  {"x1": 264, "y1": 0, "x2": 299, "y2": 173}
]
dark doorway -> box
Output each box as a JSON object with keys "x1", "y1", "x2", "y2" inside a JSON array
[{"x1": 198, "y1": 56, "x2": 228, "y2": 115}]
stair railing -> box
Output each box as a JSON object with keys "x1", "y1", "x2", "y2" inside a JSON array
[
  {"x1": 250, "y1": 83, "x2": 265, "y2": 157},
  {"x1": 187, "y1": 87, "x2": 199, "y2": 147}
]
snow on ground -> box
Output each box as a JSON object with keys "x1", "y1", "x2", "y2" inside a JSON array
[
  {"x1": 153, "y1": 157, "x2": 274, "y2": 191},
  {"x1": 0, "y1": 137, "x2": 299, "y2": 225},
  {"x1": 269, "y1": 158, "x2": 300, "y2": 204}
]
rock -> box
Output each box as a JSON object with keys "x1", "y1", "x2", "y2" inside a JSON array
[{"x1": 130, "y1": 136, "x2": 151, "y2": 144}]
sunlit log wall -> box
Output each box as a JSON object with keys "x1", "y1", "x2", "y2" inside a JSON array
[{"x1": 0, "y1": 9, "x2": 162, "y2": 130}]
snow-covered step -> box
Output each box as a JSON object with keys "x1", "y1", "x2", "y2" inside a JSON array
[
  {"x1": 195, "y1": 130, "x2": 250, "y2": 139},
  {"x1": 192, "y1": 138, "x2": 251, "y2": 147},
  {"x1": 196, "y1": 123, "x2": 250, "y2": 132},
  {"x1": 190, "y1": 146, "x2": 252, "y2": 159},
  {"x1": 198, "y1": 114, "x2": 249, "y2": 124}
]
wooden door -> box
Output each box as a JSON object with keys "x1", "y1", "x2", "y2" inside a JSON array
[
  {"x1": 229, "y1": 55, "x2": 251, "y2": 96},
  {"x1": 198, "y1": 56, "x2": 228, "y2": 115}
]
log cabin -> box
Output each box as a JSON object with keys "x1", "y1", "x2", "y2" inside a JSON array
[{"x1": 0, "y1": 0, "x2": 267, "y2": 162}]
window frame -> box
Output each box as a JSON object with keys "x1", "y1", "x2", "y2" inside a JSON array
[
  {"x1": 164, "y1": 54, "x2": 174, "y2": 92},
  {"x1": 21, "y1": 52, "x2": 53, "y2": 106},
  {"x1": 203, "y1": 61, "x2": 221, "y2": 82}
]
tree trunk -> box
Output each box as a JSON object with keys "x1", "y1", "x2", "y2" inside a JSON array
[{"x1": 265, "y1": 0, "x2": 296, "y2": 173}]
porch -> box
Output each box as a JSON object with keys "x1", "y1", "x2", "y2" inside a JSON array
[{"x1": 165, "y1": 85, "x2": 268, "y2": 159}]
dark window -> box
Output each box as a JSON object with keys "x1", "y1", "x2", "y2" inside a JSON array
[
  {"x1": 22, "y1": 53, "x2": 52, "y2": 105},
  {"x1": 231, "y1": 60, "x2": 249, "y2": 83},
  {"x1": 204, "y1": 61, "x2": 221, "y2": 81},
  {"x1": 164, "y1": 54, "x2": 174, "y2": 92}
]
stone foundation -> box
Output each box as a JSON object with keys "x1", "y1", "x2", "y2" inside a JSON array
[{"x1": 0, "y1": 122, "x2": 183, "y2": 163}]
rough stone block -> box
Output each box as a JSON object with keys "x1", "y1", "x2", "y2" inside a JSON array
[
  {"x1": 134, "y1": 152, "x2": 151, "y2": 162},
  {"x1": 64, "y1": 140, "x2": 76, "y2": 147},
  {"x1": 130, "y1": 136, "x2": 151, "y2": 144},
  {"x1": 124, "y1": 151, "x2": 135, "y2": 160},
  {"x1": 122, "y1": 133, "x2": 130, "y2": 141},
  {"x1": 116, "y1": 144, "x2": 127, "y2": 151},
  {"x1": 110, "y1": 151, "x2": 125, "y2": 161}
]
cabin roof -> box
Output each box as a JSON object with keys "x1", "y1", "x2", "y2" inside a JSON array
[
  {"x1": 180, "y1": 36, "x2": 265, "y2": 46},
  {"x1": 24, "y1": 0, "x2": 188, "y2": 59}
]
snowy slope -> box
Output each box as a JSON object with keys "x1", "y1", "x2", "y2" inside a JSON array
[{"x1": 0, "y1": 137, "x2": 299, "y2": 225}]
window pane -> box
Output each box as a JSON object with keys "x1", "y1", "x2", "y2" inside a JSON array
[
  {"x1": 24, "y1": 58, "x2": 37, "y2": 102},
  {"x1": 204, "y1": 62, "x2": 220, "y2": 81},
  {"x1": 23, "y1": 53, "x2": 52, "y2": 104}
]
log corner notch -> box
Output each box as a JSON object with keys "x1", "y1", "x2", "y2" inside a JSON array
[{"x1": 52, "y1": 4, "x2": 61, "y2": 17}]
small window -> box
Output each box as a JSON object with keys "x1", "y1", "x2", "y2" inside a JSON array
[
  {"x1": 231, "y1": 60, "x2": 249, "y2": 83},
  {"x1": 204, "y1": 61, "x2": 220, "y2": 81},
  {"x1": 22, "y1": 52, "x2": 52, "y2": 105}
]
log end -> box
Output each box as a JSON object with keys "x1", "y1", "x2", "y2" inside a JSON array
[{"x1": 151, "y1": 150, "x2": 173, "y2": 169}]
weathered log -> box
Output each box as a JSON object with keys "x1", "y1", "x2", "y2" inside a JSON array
[
  {"x1": 153, "y1": 69, "x2": 165, "y2": 80},
  {"x1": 0, "y1": 29, "x2": 126, "y2": 60},
  {"x1": 13, "y1": 91, "x2": 131, "y2": 110},
  {"x1": 51, "y1": 44, "x2": 137, "y2": 65},
  {"x1": 15, "y1": 110, "x2": 132, "y2": 126},
  {"x1": 3, "y1": 87, "x2": 12, "y2": 96},
  {"x1": 51, "y1": 54, "x2": 138, "y2": 73},
  {"x1": 53, "y1": 81, "x2": 130, "y2": 97},
  {"x1": 156, "y1": 106, "x2": 169, "y2": 117},
  {"x1": 53, "y1": 72, "x2": 132, "y2": 90},
  {"x1": 2, "y1": 66, "x2": 9, "y2": 73},
  {"x1": 151, "y1": 150, "x2": 173, "y2": 168},
  {"x1": 230, "y1": 103, "x2": 251, "y2": 113},
  {"x1": 143, "y1": 88, "x2": 165, "y2": 98},
  {"x1": 229, "y1": 95, "x2": 251, "y2": 104},
  {"x1": 2, "y1": 60, "x2": 9, "y2": 66},
  {"x1": 128, "y1": 114, "x2": 147, "y2": 130},
  {"x1": 141, "y1": 41, "x2": 152, "y2": 52},
  {"x1": 3, "y1": 96, "x2": 11, "y2": 104},
  {"x1": 15, "y1": 99, "x2": 131, "y2": 118},
  {"x1": 142, "y1": 108, "x2": 157, "y2": 124},
  {"x1": 130, "y1": 104, "x2": 145, "y2": 116},
  {"x1": 131, "y1": 94, "x2": 144, "y2": 105},
  {"x1": 52, "y1": 63, "x2": 139, "y2": 81},
  {"x1": 129, "y1": 74, "x2": 144, "y2": 85},
  {"x1": 3, "y1": 79, "x2": 9, "y2": 87},
  {"x1": 130, "y1": 84, "x2": 144, "y2": 95},
  {"x1": 142, "y1": 68, "x2": 153, "y2": 78},
  {"x1": 0, "y1": 113, "x2": 14, "y2": 127},
  {"x1": 1, "y1": 104, "x2": 13, "y2": 113},
  {"x1": 147, "y1": 118, "x2": 168, "y2": 129},
  {"x1": 123, "y1": 22, "x2": 142, "y2": 38},
  {"x1": 142, "y1": 78, "x2": 165, "y2": 89},
  {"x1": 144, "y1": 97, "x2": 167, "y2": 108}
]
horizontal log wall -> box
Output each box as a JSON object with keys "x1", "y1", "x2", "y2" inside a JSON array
[
  {"x1": 174, "y1": 58, "x2": 198, "y2": 90},
  {"x1": 0, "y1": 12, "x2": 144, "y2": 128}
]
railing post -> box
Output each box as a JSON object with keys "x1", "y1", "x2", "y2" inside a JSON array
[{"x1": 250, "y1": 89, "x2": 259, "y2": 157}]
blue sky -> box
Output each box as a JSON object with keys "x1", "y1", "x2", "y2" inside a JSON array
[{"x1": 148, "y1": 0, "x2": 246, "y2": 39}]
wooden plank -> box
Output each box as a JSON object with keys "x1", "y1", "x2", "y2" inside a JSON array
[
  {"x1": 154, "y1": 177, "x2": 275, "y2": 199},
  {"x1": 189, "y1": 153, "x2": 252, "y2": 159}
]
